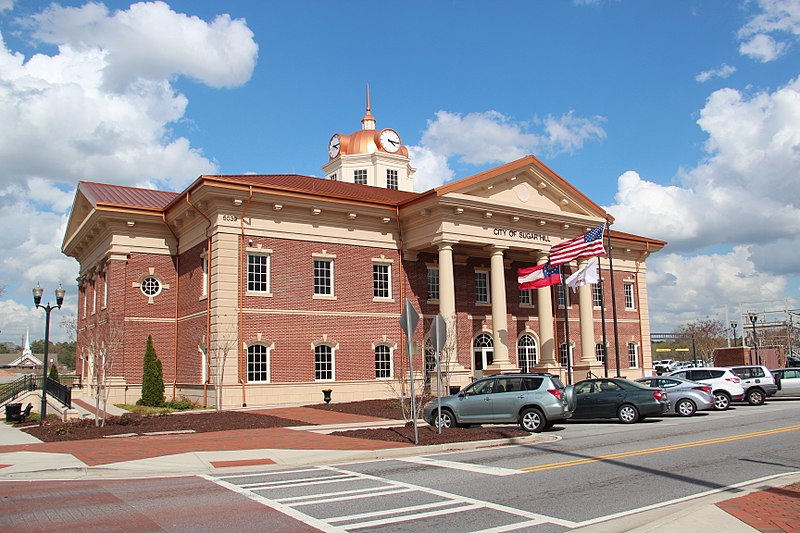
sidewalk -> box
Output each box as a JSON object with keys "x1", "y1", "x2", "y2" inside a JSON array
[{"x1": 2, "y1": 408, "x2": 798, "y2": 532}]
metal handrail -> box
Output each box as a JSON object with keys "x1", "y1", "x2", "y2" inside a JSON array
[{"x1": 0, "y1": 374, "x2": 71, "y2": 408}]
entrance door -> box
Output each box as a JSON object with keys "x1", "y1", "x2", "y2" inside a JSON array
[{"x1": 473, "y1": 333, "x2": 494, "y2": 379}]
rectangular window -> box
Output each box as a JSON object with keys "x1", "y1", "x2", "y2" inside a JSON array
[
  {"x1": 375, "y1": 345, "x2": 392, "y2": 379},
  {"x1": 560, "y1": 344, "x2": 571, "y2": 367},
  {"x1": 373, "y1": 263, "x2": 391, "y2": 299},
  {"x1": 82, "y1": 287, "x2": 87, "y2": 318},
  {"x1": 475, "y1": 271, "x2": 490, "y2": 303},
  {"x1": 624, "y1": 283, "x2": 635, "y2": 309},
  {"x1": 330, "y1": 173, "x2": 337, "y2": 181},
  {"x1": 102, "y1": 273, "x2": 108, "y2": 308},
  {"x1": 91, "y1": 280, "x2": 97, "y2": 314},
  {"x1": 247, "y1": 254, "x2": 270, "y2": 293},
  {"x1": 519, "y1": 289, "x2": 532, "y2": 306},
  {"x1": 201, "y1": 255, "x2": 209, "y2": 297},
  {"x1": 592, "y1": 283, "x2": 602, "y2": 308},
  {"x1": 595, "y1": 343, "x2": 606, "y2": 363},
  {"x1": 386, "y1": 169, "x2": 398, "y2": 190},
  {"x1": 354, "y1": 169, "x2": 367, "y2": 185},
  {"x1": 314, "y1": 259, "x2": 333, "y2": 296},
  {"x1": 557, "y1": 284, "x2": 570, "y2": 307},
  {"x1": 628, "y1": 343, "x2": 638, "y2": 367},
  {"x1": 427, "y1": 267, "x2": 439, "y2": 301},
  {"x1": 315, "y1": 345, "x2": 334, "y2": 380}
]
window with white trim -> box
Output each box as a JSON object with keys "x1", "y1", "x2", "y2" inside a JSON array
[
  {"x1": 354, "y1": 169, "x2": 367, "y2": 185},
  {"x1": 315, "y1": 344, "x2": 334, "y2": 380},
  {"x1": 592, "y1": 283, "x2": 602, "y2": 308},
  {"x1": 517, "y1": 334, "x2": 538, "y2": 372},
  {"x1": 247, "y1": 253, "x2": 270, "y2": 293},
  {"x1": 595, "y1": 343, "x2": 606, "y2": 363},
  {"x1": 519, "y1": 289, "x2": 532, "y2": 306},
  {"x1": 386, "y1": 169, "x2": 398, "y2": 190},
  {"x1": 557, "y1": 284, "x2": 570, "y2": 307},
  {"x1": 314, "y1": 258, "x2": 333, "y2": 296},
  {"x1": 475, "y1": 270, "x2": 490, "y2": 304},
  {"x1": 628, "y1": 342, "x2": 638, "y2": 368},
  {"x1": 624, "y1": 282, "x2": 635, "y2": 309},
  {"x1": 247, "y1": 344, "x2": 269, "y2": 382},
  {"x1": 560, "y1": 343, "x2": 572, "y2": 367},
  {"x1": 375, "y1": 345, "x2": 392, "y2": 379},
  {"x1": 102, "y1": 272, "x2": 108, "y2": 308},
  {"x1": 91, "y1": 279, "x2": 97, "y2": 314},
  {"x1": 140, "y1": 276, "x2": 161, "y2": 297},
  {"x1": 373, "y1": 263, "x2": 391, "y2": 299},
  {"x1": 427, "y1": 267, "x2": 439, "y2": 301},
  {"x1": 201, "y1": 253, "x2": 209, "y2": 297},
  {"x1": 81, "y1": 286, "x2": 87, "y2": 318}
]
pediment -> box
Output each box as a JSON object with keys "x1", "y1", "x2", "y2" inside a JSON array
[
  {"x1": 434, "y1": 155, "x2": 607, "y2": 219},
  {"x1": 63, "y1": 190, "x2": 96, "y2": 251}
]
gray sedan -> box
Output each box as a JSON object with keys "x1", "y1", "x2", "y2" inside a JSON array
[
  {"x1": 771, "y1": 368, "x2": 800, "y2": 397},
  {"x1": 636, "y1": 376, "x2": 715, "y2": 416}
]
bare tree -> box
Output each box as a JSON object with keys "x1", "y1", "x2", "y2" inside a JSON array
[
  {"x1": 84, "y1": 321, "x2": 124, "y2": 426},
  {"x1": 674, "y1": 319, "x2": 728, "y2": 362},
  {"x1": 199, "y1": 321, "x2": 238, "y2": 411}
]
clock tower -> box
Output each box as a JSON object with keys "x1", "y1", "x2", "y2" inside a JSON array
[{"x1": 322, "y1": 86, "x2": 415, "y2": 192}]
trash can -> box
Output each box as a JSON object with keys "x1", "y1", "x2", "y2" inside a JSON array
[{"x1": 5, "y1": 403, "x2": 21, "y2": 423}]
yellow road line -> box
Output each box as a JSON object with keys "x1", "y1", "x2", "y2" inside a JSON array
[{"x1": 520, "y1": 424, "x2": 800, "y2": 473}]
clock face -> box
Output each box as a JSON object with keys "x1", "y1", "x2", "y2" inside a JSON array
[
  {"x1": 328, "y1": 134, "x2": 341, "y2": 158},
  {"x1": 379, "y1": 129, "x2": 401, "y2": 153}
]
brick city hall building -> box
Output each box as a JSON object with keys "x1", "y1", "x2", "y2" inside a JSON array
[{"x1": 63, "y1": 97, "x2": 665, "y2": 408}]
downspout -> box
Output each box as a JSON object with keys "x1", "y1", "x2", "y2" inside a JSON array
[
  {"x1": 162, "y1": 213, "x2": 180, "y2": 401},
  {"x1": 186, "y1": 192, "x2": 212, "y2": 408},
  {"x1": 239, "y1": 187, "x2": 253, "y2": 407},
  {"x1": 395, "y1": 206, "x2": 406, "y2": 392}
]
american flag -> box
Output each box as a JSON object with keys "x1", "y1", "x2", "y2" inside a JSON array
[{"x1": 548, "y1": 223, "x2": 606, "y2": 266}]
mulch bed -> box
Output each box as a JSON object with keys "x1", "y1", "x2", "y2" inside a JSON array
[{"x1": 330, "y1": 422, "x2": 531, "y2": 445}]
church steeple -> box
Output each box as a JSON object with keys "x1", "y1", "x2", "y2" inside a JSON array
[{"x1": 361, "y1": 84, "x2": 376, "y2": 130}]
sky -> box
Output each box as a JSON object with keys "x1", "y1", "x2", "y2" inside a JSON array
[{"x1": 0, "y1": 0, "x2": 799, "y2": 344}]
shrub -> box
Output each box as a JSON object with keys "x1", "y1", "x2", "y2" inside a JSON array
[
  {"x1": 139, "y1": 336, "x2": 165, "y2": 407},
  {"x1": 49, "y1": 364, "x2": 59, "y2": 382}
]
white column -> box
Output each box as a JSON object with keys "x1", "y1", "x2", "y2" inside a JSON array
[
  {"x1": 488, "y1": 246, "x2": 511, "y2": 367},
  {"x1": 577, "y1": 258, "x2": 596, "y2": 363},
  {"x1": 537, "y1": 254, "x2": 557, "y2": 365},
  {"x1": 437, "y1": 241, "x2": 456, "y2": 322}
]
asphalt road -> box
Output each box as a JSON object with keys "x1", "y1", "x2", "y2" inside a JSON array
[{"x1": 2, "y1": 398, "x2": 799, "y2": 532}]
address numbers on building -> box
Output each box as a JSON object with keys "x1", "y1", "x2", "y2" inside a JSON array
[{"x1": 222, "y1": 214, "x2": 238, "y2": 222}]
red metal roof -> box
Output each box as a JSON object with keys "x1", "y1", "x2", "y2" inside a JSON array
[{"x1": 79, "y1": 181, "x2": 178, "y2": 210}]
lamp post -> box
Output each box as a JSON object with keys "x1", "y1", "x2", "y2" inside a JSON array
[
  {"x1": 32, "y1": 283, "x2": 65, "y2": 426},
  {"x1": 730, "y1": 321, "x2": 738, "y2": 347},
  {"x1": 747, "y1": 313, "x2": 759, "y2": 365}
]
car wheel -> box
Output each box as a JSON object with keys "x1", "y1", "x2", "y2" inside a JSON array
[
  {"x1": 617, "y1": 404, "x2": 639, "y2": 424},
  {"x1": 676, "y1": 398, "x2": 696, "y2": 417},
  {"x1": 746, "y1": 389, "x2": 765, "y2": 406},
  {"x1": 520, "y1": 407, "x2": 546, "y2": 433},
  {"x1": 713, "y1": 392, "x2": 731, "y2": 410},
  {"x1": 433, "y1": 409, "x2": 455, "y2": 429}
]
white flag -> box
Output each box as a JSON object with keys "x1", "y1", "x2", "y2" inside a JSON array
[{"x1": 565, "y1": 257, "x2": 599, "y2": 292}]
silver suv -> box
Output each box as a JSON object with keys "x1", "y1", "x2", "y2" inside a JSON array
[
  {"x1": 727, "y1": 365, "x2": 778, "y2": 405},
  {"x1": 422, "y1": 373, "x2": 575, "y2": 433}
]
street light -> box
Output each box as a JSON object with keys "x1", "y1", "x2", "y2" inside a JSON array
[
  {"x1": 32, "y1": 283, "x2": 65, "y2": 426},
  {"x1": 730, "y1": 321, "x2": 738, "y2": 347},
  {"x1": 747, "y1": 312, "x2": 759, "y2": 365}
]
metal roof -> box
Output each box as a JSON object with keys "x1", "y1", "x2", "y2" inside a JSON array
[{"x1": 79, "y1": 181, "x2": 179, "y2": 210}]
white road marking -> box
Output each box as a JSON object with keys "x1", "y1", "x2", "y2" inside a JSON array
[{"x1": 398, "y1": 456, "x2": 522, "y2": 476}]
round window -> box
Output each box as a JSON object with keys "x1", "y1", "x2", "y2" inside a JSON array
[{"x1": 140, "y1": 276, "x2": 161, "y2": 297}]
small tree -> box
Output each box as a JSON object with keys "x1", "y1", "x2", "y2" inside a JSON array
[
  {"x1": 140, "y1": 335, "x2": 165, "y2": 407},
  {"x1": 49, "y1": 363, "x2": 59, "y2": 381},
  {"x1": 199, "y1": 321, "x2": 238, "y2": 411}
]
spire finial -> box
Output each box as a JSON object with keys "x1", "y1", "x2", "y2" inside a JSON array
[{"x1": 361, "y1": 83, "x2": 376, "y2": 130}]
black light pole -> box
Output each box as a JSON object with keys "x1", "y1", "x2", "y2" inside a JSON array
[
  {"x1": 32, "y1": 283, "x2": 65, "y2": 426},
  {"x1": 747, "y1": 313, "x2": 759, "y2": 365},
  {"x1": 730, "y1": 321, "x2": 738, "y2": 347}
]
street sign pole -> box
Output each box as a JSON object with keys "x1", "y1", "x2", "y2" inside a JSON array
[
  {"x1": 431, "y1": 314, "x2": 447, "y2": 434},
  {"x1": 400, "y1": 299, "x2": 420, "y2": 445}
]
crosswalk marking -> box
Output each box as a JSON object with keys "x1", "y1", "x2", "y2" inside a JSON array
[{"x1": 398, "y1": 456, "x2": 522, "y2": 476}]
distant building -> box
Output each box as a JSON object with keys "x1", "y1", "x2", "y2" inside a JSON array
[{"x1": 63, "y1": 93, "x2": 666, "y2": 408}]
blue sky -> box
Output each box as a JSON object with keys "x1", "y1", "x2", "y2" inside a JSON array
[{"x1": 1, "y1": 0, "x2": 799, "y2": 344}]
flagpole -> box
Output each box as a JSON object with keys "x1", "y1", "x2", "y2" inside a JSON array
[
  {"x1": 600, "y1": 271, "x2": 609, "y2": 378},
  {"x1": 605, "y1": 217, "x2": 622, "y2": 377},
  {"x1": 561, "y1": 278, "x2": 572, "y2": 384}
]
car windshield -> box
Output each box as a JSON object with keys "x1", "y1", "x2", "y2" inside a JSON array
[{"x1": 624, "y1": 379, "x2": 652, "y2": 389}]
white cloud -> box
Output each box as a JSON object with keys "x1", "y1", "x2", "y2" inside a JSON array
[
  {"x1": 695, "y1": 63, "x2": 736, "y2": 83},
  {"x1": 0, "y1": 0, "x2": 12, "y2": 13},
  {"x1": 407, "y1": 146, "x2": 454, "y2": 192},
  {"x1": 738, "y1": 0, "x2": 800, "y2": 62}
]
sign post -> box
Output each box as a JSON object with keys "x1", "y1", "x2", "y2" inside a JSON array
[
  {"x1": 431, "y1": 314, "x2": 447, "y2": 433},
  {"x1": 399, "y1": 299, "x2": 420, "y2": 444}
]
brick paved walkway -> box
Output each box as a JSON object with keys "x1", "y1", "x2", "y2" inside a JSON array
[{"x1": 717, "y1": 483, "x2": 800, "y2": 532}]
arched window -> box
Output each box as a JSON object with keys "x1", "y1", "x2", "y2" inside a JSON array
[
  {"x1": 247, "y1": 344, "x2": 269, "y2": 382},
  {"x1": 375, "y1": 345, "x2": 392, "y2": 379},
  {"x1": 473, "y1": 333, "x2": 494, "y2": 371},
  {"x1": 518, "y1": 334, "x2": 538, "y2": 372},
  {"x1": 315, "y1": 344, "x2": 335, "y2": 381}
]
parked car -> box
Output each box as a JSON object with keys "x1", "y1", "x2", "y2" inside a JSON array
[
  {"x1": 653, "y1": 359, "x2": 675, "y2": 373},
  {"x1": 422, "y1": 373, "x2": 575, "y2": 433},
  {"x1": 666, "y1": 367, "x2": 745, "y2": 410},
  {"x1": 570, "y1": 378, "x2": 669, "y2": 424},
  {"x1": 635, "y1": 376, "x2": 715, "y2": 416},
  {"x1": 771, "y1": 368, "x2": 800, "y2": 396},
  {"x1": 726, "y1": 365, "x2": 778, "y2": 405}
]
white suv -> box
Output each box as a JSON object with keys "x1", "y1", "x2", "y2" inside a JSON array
[{"x1": 666, "y1": 367, "x2": 745, "y2": 410}]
